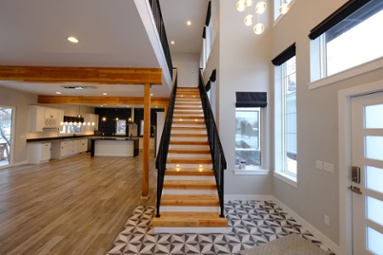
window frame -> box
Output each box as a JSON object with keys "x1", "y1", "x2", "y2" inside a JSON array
[
  {"x1": 234, "y1": 107, "x2": 268, "y2": 175},
  {"x1": 274, "y1": 0, "x2": 295, "y2": 24},
  {"x1": 309, "y1": 0, "x2": 383, "y2": 89},
  {"x1": 274, "y1": 55, "x2": 297, "y2": 186}
]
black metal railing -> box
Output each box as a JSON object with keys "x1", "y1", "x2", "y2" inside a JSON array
[
  {"x1": 155, "y1": 69, "x2": 178, "y2": 217},
  {"x1": 148, "y1": 0, "x2": 173, "y2": 78},
  {"x1": 198, "y1": 70, "x2": 227, "y2": 217}
]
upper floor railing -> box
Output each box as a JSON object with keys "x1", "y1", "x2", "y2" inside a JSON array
[{"x1": 148, "y1": 0, "x2": 173, "y2": 78}]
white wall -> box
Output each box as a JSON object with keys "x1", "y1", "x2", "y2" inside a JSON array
[
  {"x1": 0, "y1": 86, "x2": 37, "y2": 164},
  {"x1": 172, "y1": 52, "x2": 200, "y2": 87},
  {"x1": 271, "y1": 0, "x2": 383, "y2": 246},
  {"x1": 203, "y1": 0, "x2": 273, "y2": 196}
]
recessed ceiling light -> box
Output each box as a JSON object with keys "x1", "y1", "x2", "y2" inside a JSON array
[
  {"x1": 56, "y1": 92, "x2": 61, "y2": 95},
  {"x1": 103, "y1": 93, "x2": 107, "y2": 96},
  {"x1": 67, "y1": 36, "x2": 79, "y2": 43},
  {"x1": 187, "y1": 21, "x2": 192, "y2": 26},
  {"x1": 171, "y1": 41, "x2": 175, "y2": 45}
]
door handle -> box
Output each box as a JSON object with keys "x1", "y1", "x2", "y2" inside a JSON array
[{"x1": 349, "y1": 185, "x2": 362, "y2": 195}]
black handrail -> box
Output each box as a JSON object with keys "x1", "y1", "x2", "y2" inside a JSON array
[
  {"x1": 155, "y1": 69, "x2": 178, "y2": 217},
  {"x1": 198, "y1": 70, "x2": 227, "y2": 217},
  {"x1": 148, "y1": 0, "x2": 173, "y2": 78}
]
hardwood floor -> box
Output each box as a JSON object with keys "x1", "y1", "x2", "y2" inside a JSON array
[{"x1": 0, "y1": 152, "x2": 157, "y2": 255}]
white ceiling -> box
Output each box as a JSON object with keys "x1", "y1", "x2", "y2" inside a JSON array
[{"x1": 0, "y1": 0, "x2": 209, "y2": 99}]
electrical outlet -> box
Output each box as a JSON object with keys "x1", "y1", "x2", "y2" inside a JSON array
[
  {"x1": 324, "y1": 215, "x2": 330, "y2": 226},
  {"x1": 323, "y1": 162, "x2": 334, "y2": 173},
  {"x1": 316, "y1": 160, "x2": 323, "y2": 170}
]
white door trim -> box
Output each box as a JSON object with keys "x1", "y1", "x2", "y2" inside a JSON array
[{"x1": 338, "y1": 79, "x2": 383, "y2": 255}]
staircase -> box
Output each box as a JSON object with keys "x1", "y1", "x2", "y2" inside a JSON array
[{"x1": 152, "y1": 87, "x2": 228, "y2": 233}]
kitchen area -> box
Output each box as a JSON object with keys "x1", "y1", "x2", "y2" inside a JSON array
[{"x1": 25, "y1": 104, "x2": 164, "y2": 164}]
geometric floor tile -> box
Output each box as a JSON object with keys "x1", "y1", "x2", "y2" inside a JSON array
[{"x1": 107, "y1": 200, "x2": 336, "y2": 255}]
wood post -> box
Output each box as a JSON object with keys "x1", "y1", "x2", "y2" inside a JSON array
[{"x1": 142, "y1": 83, "x2": 151, "y2": 198}]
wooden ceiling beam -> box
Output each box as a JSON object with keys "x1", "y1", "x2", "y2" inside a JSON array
[
  {"x1": 38, "y1": 95, "x2": 169, "y2": 107},
  {"x1": 0, "y1": 66, "x2": 162, "y2": 85}
]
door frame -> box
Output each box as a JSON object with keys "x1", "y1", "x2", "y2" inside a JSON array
[{"x1": 338, "y1": 79, "x2": 383, "y2": 255}]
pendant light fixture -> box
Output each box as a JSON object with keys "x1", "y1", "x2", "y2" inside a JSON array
[
  {"x1": 279, "y1": 0, "x2": 290, "y2": 15},
  {"x1": 236, "y1": 0, "x2": 267, "y2": 35},
  {"x1": 236, "y1": 0, "x2": 290, "y2": 35}
]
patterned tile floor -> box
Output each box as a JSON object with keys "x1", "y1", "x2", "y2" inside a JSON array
[{"x1": 108, "y1": 200, "x2": 335, "y2": 255}]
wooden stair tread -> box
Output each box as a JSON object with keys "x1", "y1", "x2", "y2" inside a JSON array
[
  {"x1": 168, "y1": 148, "x2": 210, "y2": 154},
  {"x1": 174, "y1": 107, "x2": 202, "y2": 110},
  {"x1": 173, "y1": 116, "x2": 204, "y2": 119},
  {"x1": 161, "y1": 195, "x2": 219, "y2": 206},
  {"x1": 169, "y1": 141, "x2": 208, "y2": 145},
  {"x1": 173, "y1": 121, "x2": 204, "y2": 125},
  {"x1": 172, "y1": 126, "x2": 206, "y2": 130},
  {"x1": 167, "y1": 158, "x2": 212, "y2": 164},
  {"x1": 163, "y1": 180, "x2": 216, "y2": 189},
  {"x1": 170, "y1": 133, "x2": 207, "y2": 137},
  {"x1": 166, "y1": 168, "x2": 214, "y2": 176}
]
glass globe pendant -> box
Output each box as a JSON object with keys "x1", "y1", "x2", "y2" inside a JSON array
[
  {"x1": 255, "y1": 1, "x2": 267, "y2": 14},
  {"x1": 245, "y1": 0, "x2": 254, "y2": 7},
  {"x1": 244, "y1": 14, "x2": 254, "y2": 26},
  {"x1": 279, "y1": 3, "x2": 290, "y2": 14},
  {"x1": 236, "y1": 0, "x2": 246, "y2": 12},
  {"x1": 253, "y1": 23, "x2": 265, "y2": 35}
]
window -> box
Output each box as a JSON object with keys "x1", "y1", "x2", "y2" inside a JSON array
[
  {"x1": 235, "y1": 108, "x2": 261, "y2": 171},
  {"x1": 310, "y1": 0, "x2": 383, "y2": 82},
  {"x1": 116, "y1": 119, "x2": 126, "y2": 135},
  {"x1": 273, "y1": 44, "x2": 297, "y2": 184},
  {"x1": 234, "y1": 92, "x2": 267, "y2": 174},
  {"x1": 274, "y1": 0, "x2": 294, "y2": 21}
]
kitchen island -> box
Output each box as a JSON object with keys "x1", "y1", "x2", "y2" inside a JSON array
[{"x1": 90, "y1": 137, "x2": 139, "y2": 157}]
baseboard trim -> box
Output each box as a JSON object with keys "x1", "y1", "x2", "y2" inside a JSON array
[
  {"x1": 13, "y1": 160, "x2": 28, "y2": 166},
  {"x1": 271, "y1": 196, "x2": 340, "y2": 255}
]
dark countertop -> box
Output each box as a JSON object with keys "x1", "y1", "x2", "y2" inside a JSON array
[
  {"x1": 91, "y1": 137, "x2": 138, "y2": 141},
  {"x1": 26, "y1": 135, "x2": 139, "y2": 143}
]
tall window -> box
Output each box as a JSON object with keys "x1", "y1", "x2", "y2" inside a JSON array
[
  {"x1": 235, "y1": 108, "x2": 261, "y2": 170},
  {"x1": 309, "y1": 0, "x2": 383, "y2": 82},
  {"x1": 282, "y1": 57, "x2": 297, "y2": 176},
  {"x1": 235, "y1": 92, "x2": 267, "y2": 173},
  {"x1": 272, "y1": 44, "x2": 297, "y2": 182},
  {"x1": 274, "y1": 0, "x2": 294, "y2": 21}
]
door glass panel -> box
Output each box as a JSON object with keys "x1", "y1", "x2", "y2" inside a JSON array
[
  {"x1": 365, "y1": 104, "x2": 383, "y2": 128},
  {"x1": 365, "y1": 136, "x2": 383, "y2": 161},
  {"x1": 366, "y1": 166, "x2": 383, "y2": 194},
  {"x1": 367, "y1": 196, "x2": 383, "y2": 226},
  {"x1": 0, "y1": 107, "x2": 12, "y2": 167},
  {"x1": 367, "y1": 227, "x2": 383, "y2": 254}
]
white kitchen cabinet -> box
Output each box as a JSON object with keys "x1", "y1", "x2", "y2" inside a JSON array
[
  {"x1": 77, "y1": 139, "x2": 88, "y2": 153},
  {"x1": 27, "y1": 142, "x2": 51, "y2": 164},
  {"x1": 29, "y1": 105, "x2": 63, "y2": 132}
]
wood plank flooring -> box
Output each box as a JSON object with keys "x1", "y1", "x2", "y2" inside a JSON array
[{"x1": 0, "y1": 152, "x2": 156, "y2": 255}]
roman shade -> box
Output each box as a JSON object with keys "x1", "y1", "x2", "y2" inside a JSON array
[
  {"x1": 271, "y1": 43, "x2": 296, "y2": 66},
  {"x1": 308, "y1": 0, "x2": 373, "y2": 40},
  {"x1": 235, "y1": 92, "x2": 267, "y2": 108}
]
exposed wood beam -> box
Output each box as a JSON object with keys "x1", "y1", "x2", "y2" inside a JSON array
[
  {"x1": 38, "y1": 95, "x2": 169, "y2": 107},
  {"x1": 0, "y1": 66, "x2": 162, "y2": 85}
]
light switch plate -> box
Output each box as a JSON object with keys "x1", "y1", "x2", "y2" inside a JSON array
[
  {"x1": 316, "y1": 160, "x2": 323, "y2": 170},
  {"x1": 323, "y1": 162, "x2": 334, "y2": 173}
]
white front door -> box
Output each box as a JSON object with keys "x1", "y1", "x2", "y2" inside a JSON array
[{"x1": 351, "y1": 92, "x2": 383, "y2": 255}]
